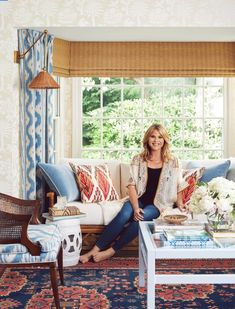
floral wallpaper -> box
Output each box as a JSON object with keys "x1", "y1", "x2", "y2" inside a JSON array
[{"x1": 0, "y1": 0, "x2": 235, "y2": 196}]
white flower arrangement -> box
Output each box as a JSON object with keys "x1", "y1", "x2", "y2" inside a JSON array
[{"x1": 189, "y1": 177, "x2": 235, "y2": 218}]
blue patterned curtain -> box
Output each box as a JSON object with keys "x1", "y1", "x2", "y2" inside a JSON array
[{"x1": 18, "y1": 29, "x2": 54, "y2": 200}]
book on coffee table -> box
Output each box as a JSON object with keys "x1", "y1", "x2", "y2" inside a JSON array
[
  {"x1": 205, "y1": 223, "x2": 235, "y2": 238},
  {"x1": 153, "y1": 218, "x2": 205, "y2": 232},
  {"x1": 212, "y1": 237, "x2": 235, "y2": 248},
  {"x1": 163, "y1": 229, "x2": 211, "y2": 241},
  {"x1": 153, "y1": 233, "x2": 215, "y2": 248}
]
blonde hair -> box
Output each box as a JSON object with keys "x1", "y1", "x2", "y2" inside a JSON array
[{"x1": 140, "y1": 124, "x2": 173, "y2": 162}]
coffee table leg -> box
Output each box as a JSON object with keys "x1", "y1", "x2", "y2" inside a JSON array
[
  {"x1": 147, "y1": 251, "x2": 155, "y2": 309},
  {"x1": 139, "y1": 241, "x2": 145, "y2": 287}
]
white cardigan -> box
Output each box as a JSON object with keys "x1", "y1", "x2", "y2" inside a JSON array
[{"x1": 126, "y1": 155, "x2": 188, "y2": 212}]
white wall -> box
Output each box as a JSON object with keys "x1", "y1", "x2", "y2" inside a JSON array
[
  {"x1": 227, "y1": 79, "x2": 235, "y2": 156},
  {"x1": 0, "y1": 0, "x2": 235, "y2": 196}
]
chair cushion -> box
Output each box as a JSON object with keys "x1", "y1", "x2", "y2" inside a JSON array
[
  {"x1": 38, "y1": 162, "x2": 80, "y2": 202},
  {"x1": 0, "y1": 224, "x2": 62, "y2": 264},
  {"x1": 0, "y1": 250, "x2": 60, "y2": 264},
  {"x1": 27, "y1": 224, "x2": 62, "y2": 252},
  {"x1": 70, "y1": 163, "x2": 119, "y2": 203},
  {"x1": 187, "y1": 160, "x2": 231, "y2": 182},
  {"x1": 0, "y1": 244, "x2": 28, "y2": 254}
]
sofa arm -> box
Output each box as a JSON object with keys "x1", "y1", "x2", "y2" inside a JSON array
[{"x1": 46, "y1": 192, "x2": 55, "y2": 208}]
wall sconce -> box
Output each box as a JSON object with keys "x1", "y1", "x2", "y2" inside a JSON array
[{"x1": 14, "y1": 29, "x2": 60, "y2": 89}]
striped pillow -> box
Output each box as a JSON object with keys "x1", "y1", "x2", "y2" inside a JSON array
[{"x1": 70, "y1": 163, "x2": 119, "y2": 203}]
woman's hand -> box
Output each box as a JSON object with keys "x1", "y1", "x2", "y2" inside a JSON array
[
  {"x1": 178, "y1": 203, "x2": 189, "y2": 213},
  {"x1": 134, "y1": 208, "x2": 145, "y2": 221}
]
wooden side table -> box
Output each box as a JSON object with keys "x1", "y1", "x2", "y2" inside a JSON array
[{"x1": 42, "y1": 213, "x2": 86, "y2": 267}]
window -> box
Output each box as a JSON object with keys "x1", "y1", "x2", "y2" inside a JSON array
[{"x1": 73, "y1": 77, "x2": 225, "y2": 162}]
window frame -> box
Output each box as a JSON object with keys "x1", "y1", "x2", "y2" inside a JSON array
[{"x1": 56, "y1": 77, "x2": 229, "y2": 161}]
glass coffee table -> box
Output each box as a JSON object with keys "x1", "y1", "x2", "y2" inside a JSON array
[{"x1": 139, "y1": 221, "x2": 235, "y2": 309}]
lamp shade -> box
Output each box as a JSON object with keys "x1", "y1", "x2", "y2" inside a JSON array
[{"x1": 28, "y1": 70, "x2": 60, "y2": 89}]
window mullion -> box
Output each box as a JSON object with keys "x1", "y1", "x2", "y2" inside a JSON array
[
  {"x1": 100, "y1": 81, "x2": 103, "y2": 158},
  {"x1": 121, "y1": 78, "x2": 124, "y2": 161},
  {"x1": 79, "y1": 77, "x2": 225, "y2": 161}
]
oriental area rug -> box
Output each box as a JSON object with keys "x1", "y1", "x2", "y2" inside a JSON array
[{"x1": 0, "y1": 258, "x2": 235, "y2": 308}]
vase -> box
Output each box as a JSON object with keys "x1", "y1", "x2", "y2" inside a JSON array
[{"x1": 207, "y1": 212, "x2": 233, "y2": 231}]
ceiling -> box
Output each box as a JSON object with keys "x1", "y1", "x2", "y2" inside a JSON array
[{"x1": 31, "y1": 27, "x2": 235, "y2": 42}]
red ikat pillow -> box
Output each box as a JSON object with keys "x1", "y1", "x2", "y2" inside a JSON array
[
  {"x1": 182, "y1": 167, "x2": 205, "y2": 205},
  {"x1": 70, "y1": 163, "x2": 119, "y2": 203}
]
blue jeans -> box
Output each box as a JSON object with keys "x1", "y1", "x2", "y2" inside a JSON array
[{"x1": 96, "y1": 200, "x2": 160, "y2": 252}]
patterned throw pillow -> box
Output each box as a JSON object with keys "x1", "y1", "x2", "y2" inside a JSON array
[
  {"x1": 70, "y1": 163, "x2": 119, "y2": 203},
  {"x1": 182, "y1": 167, "x2": 205, "y2": 205}
]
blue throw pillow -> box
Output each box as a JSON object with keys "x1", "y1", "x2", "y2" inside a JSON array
[
  {"x1": 187, "y1": 160, "x2": 231, "y2": 182},
  {"x1": 38, "y1": 163, "x2": 80, "y2": 202}
]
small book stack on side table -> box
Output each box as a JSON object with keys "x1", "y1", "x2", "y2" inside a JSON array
[{"x1": 43, "y1": 209, "x2": 86, "y2": 267}]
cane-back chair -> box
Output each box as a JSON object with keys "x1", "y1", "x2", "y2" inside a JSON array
[{"x1": 0, "y1": 192, "x2": 64, "y2": 308}]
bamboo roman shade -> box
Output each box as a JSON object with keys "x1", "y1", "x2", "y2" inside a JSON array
[
  {"x1": 53, "y1": 39, "x2": 235, "y2": 77},
  {"x1": 53, "y1": 38, "x2": 71, "y2": 77}
]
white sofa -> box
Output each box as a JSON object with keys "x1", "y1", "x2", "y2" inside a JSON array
[
  {"x1": 42, "y1": 157, "x2": 235, "y2": 252},
  {"x1": 63, "y1": 158, "x2": 130, "y2": 226},
  {"x1": 62, "y1": 157, "x2": 235, "y2": 224}
]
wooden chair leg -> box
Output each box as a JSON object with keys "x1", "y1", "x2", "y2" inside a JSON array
[
  {"x1": 57, "y1": 246, "x2": 65, "y2": 285},
  {"x1": 50, "y1": 263, "x2": 60, "y2": 309}
]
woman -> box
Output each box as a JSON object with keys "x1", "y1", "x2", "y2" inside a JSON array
[{"x1": 80, "y1": 123, "x2": 188, "y2": 263}]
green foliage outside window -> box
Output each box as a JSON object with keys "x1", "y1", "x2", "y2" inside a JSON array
[{"x1": 81, "y1": 77, "x2": 224, "y2": 162}]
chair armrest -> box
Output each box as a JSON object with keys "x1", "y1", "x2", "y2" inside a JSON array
[
  {"x1": 0, "y1": 211, "x2": 41, "y2": 256},
  {"x1": 0, "y1": 193, "x2": 42, "y2": 255},
  {"x1": 0, "y1": 192, "x2": 41, "y2": 224}
]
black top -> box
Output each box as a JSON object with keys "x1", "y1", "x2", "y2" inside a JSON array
[{"x1": 139, "y1": 167, "x2": 162, "y2": 206}]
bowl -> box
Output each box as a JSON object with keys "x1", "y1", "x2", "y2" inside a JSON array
[{"x1": 163, "y1": 214, "x2": 188, "y2": 224}]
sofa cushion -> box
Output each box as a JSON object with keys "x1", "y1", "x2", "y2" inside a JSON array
[
  {"x1": 227, "y1": 157, "x2": 235, "y2": 181},
  {"x1": 38, "y1": 163, "x2": 80, "y2": 202},
  {"x1": 187, "y1": 159, "x2": 231, "y2": 182},
  {"x1": 70, "y1": 164, "x2": 119, "y2": 203},
  {"x1": 66, "y1": 200, "x2": 125, "y2": 225},
  {"x1": 182, "y1": 167, "x2": 205, "y2": 205},
  {"x1": 120, "y1": 163, "x2": 130, "y2": 198},
  {"x1": 66, "y1": 201, "x2": 104, "y2": 225},
  {"x1": 99, "y1": 200, "x2": 124, "y2": 225}
]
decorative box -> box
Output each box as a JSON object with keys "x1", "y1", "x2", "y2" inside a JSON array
[{"x1": 49, "y1": 206, "x2": 81, "y2": 217}]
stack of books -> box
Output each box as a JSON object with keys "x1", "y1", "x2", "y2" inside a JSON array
[
  {"x1": 212, "y1": 237, "x2": 235, "y2": 248},
  {"x1": 154, "y1": 218, "x2": 206, "y2": 233},
  {"x1": 205, "y1": 223, "x2": 235, "y2": 238},
  {"x1": 44, "y1": 208, "x2": 86, "y2": 222},
  {"x1": 161, "y1": 229, "x2": 214, "y2": 248},
  {"x1": 204, "y1": 223, "x2": 235, "y2": 248},
  {"x1": 49, "y1": 206, "x2": 82, "y2": 217}
]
